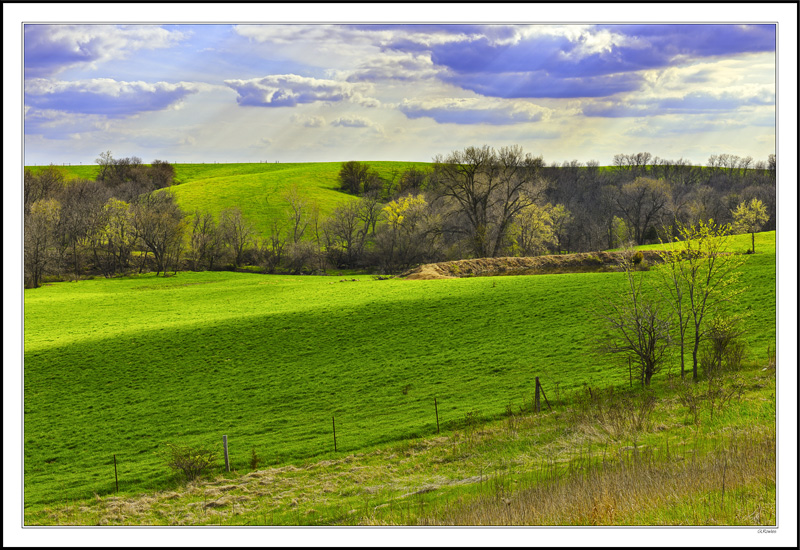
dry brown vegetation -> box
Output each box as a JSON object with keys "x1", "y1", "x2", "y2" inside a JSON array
[
  {"x1": 402, "y1": 250, "x2": 664, "y2": 280},
  {"x1": 419, "y1": 427, "x2": 775, "y2": 525}
]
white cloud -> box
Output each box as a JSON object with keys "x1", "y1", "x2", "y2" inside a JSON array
[
  {"x1": 399, "y1": 97, "x2": 551, "y2": 125},
  {"x1": 224, "y1": 74, "x2": 378, "y2": 108},
  {"x1": 24, "y1": 78, "x2": 200, "y2": 117},
  {"x1": 291, "y1": 115, "x2": 326, "y2": 127},
  {"x1": 24, "y1": 24, "x2": 186, "y2": 77},
  {"x1": 331, "y1": 116, "x2": 379, "y2": 129}
]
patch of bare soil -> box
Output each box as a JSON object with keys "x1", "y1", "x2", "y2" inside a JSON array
[{"x1": 400, "y1": 250, "x2": 664, "y2": 280}]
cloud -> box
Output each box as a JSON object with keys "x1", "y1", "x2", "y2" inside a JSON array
[
  {"x1": 604, "y1": 24, "x2": 776, "y2": 59},
  {"x1": 24, "y1": 78, "x2": 199, "y2": 118},
  {"x1": 345, "y1": 53, "x2": 438, "y2": 83},
  {"x1": 331, "y1": 116, "x2": 378, "y2": 129},
  {"x1": 291, "y1": 115, "x2": 326, "y2": 127},
  {"x1": 224, "y1": 74, "x2": 378, "y2": 108},
  {"x1": 582, "y1": 89, "x2": 775, "y2": 118},
  {"x1": 442, "y1": 71, "x2": 644, "y2": 99},
  {"x1": 24, "y1": 24, "x2": 186, "y2": 77},
  {"x1": 425, "y1": 24, "x2": 775, "y2": 99},
  {"x1": 399, "y1": 97, "x2": 550, "y2": 125}
]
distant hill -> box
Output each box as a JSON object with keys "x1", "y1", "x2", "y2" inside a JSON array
[{"x1": 26, "y1": 161, "x2": 432, "y2": 237}]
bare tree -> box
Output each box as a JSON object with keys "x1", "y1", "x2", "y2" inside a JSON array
[
  {"x1": 434, "y1": 145, "x2": 546, "y2": 258},
  {"x1": 218, "y1": 207, "x2": 255, "y2": 269},
  {"x1": 56, "y1": 178, "x2": 110, "y2": 280},
  {"x1": 94, "y1": 198, "x2": 136, "y2": 276},
  {"x1": 24, "y1": 166, "x2": 66, "y2": 212},
  {"x1": 323, "y1": 200, "x2": 364, "y2": 267},
  {"x1": 598, "y1": 249, "x2": 672, "y2": 387},
  {"x1": 130, "y1": 192, "x2": 186, "y2": 276},
  {"x1": 284, "y1": 184, "x2": 309, "y2": 244},
  {"x1": 613, "y1": 177, "x2": 671, "y2": 245},
  {"x1": 24, "y1": 198, "x2": 61, "y2": 288},
  {"x1": 188, "y1": 210, "x2": 224, "y2": 271}
]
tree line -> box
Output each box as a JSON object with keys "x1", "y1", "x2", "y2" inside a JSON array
[{"x1": 23, "y1": 146, "x2": 775, "y2": 288}]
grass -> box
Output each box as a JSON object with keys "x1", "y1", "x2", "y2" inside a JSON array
[
  {"x1": 23, "y1": 233, "x2": 776, "y2": 522},
  {"x1": 22, "y1": 360, "x2": 777, "y2": 526},
  {"x1": 27, "y1": 161, "x2": 432, "y2": 237},
  {"x1": 168, "y1": 161, "x2": 429, "y2": 236}
]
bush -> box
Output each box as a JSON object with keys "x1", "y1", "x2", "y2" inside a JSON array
[
  {"x1": 161, "y1": 443, "x2": 217, "y2": 481},
  {"x1": 701, "y1": 315, "x2": 746, "y2": 377}
]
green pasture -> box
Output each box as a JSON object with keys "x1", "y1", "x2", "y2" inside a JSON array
[
  {"x1": 168, "y1": 161, "x2": 429, "y2": 235},
  {"x1": 26, "y1": 164, "x2": 101, "y2": 181},
  {"x1": 23, "y1": 234, "x2": 775, "y2": 511},
  {"x1": 27, "y1": 161, "x2": 432, "y2": 237}
]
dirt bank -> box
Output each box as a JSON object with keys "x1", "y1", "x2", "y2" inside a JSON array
[{"x1": 401, "y1": 250, "x2": 664, "y2": 280}]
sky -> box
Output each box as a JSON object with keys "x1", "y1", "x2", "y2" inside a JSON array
[{"x1": 18, "y1": 15, "x2": 782, "y2": 167}]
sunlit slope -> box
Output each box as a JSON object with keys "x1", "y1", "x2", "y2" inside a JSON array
[
  {"x1": 23, "y1": 235, "x2": 775, "y2": 508},
  {"x1": 25, "y1": 161, "x2": 432, "y2": 236},
  {"x1": 168, "y1": 161, "x2": 429, "y2": 235}
]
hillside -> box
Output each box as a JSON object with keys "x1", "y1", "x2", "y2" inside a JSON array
[
  {"x1": 27, "y1": 161, "x2": 432, "y2": 237},
  {"x1": 22, "y1": 232, "x2": 776, "y2": 522}
]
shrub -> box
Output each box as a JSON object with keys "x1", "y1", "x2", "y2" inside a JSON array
[
  {"x1": 161, "y1": 443, "x2": 217, "y2": 481},
  {"x1": 702, "y1": 315, "x2": 746, "y2": 377}
]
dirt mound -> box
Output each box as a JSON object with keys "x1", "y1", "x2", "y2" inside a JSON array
[{"x1": 401, "y1": 250, "x2": 664, "y2": 280}]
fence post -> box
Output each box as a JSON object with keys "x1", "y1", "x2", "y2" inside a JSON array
[
  {"x1": 435, "y1": 397, "x2": 440, "y2": 434},
  {"x1": 113, "y1": 454, "x2": 119, "y2": 493},
  {"x1": 223, "y1": 435, "x2": 230, "y2": 472},
  {"x1": 535, "y1": 377, "x2": 541, "y2": 413},
  {"x1": 539, "y1": 381, "x2": 552, "y2": 411},
  {"x1": 332, "y1": 415, "x2": 337, "y2": 452}
]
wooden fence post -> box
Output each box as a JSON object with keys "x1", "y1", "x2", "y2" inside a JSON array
[
  {"x1": 332, "y1": 415, "x2": 338, "y2": 452},
  {"x1": 435, "y1": 397, "x2": 440, "y2": 434},
  {"x1": 535, "y1": 377, "x2": 541, "y2": 413},
  {"x1": 113, "y1": 454, "x2": 119, "y2": 493},
  {"x1": 539, "y1": 381, "x2": 552, "y2": 411},
  {"x1": 223, "y1": 435, "x2": 230, "y2": 472}
]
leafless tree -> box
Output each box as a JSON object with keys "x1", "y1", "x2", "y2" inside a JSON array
[
  {"x1": 130, "y1": 192, "x2": 186, "y2": 276},
  {"x1": 24, "y1": 166, "x2": 66, "y2": 212},
  {"x1": 188, "y1": 210, "x2": 224, "y2": 271},
  {"x1": 284, "y1": 184, "x2": 309, "y2": 244},
  {"x1": 613, "y1": 177, "x2": 671, "y2": 245},
  {"x1": 24, "y1": 198, "x2": 61, "y2": 288},
  {"x1": 433, "y1": 145, "x2": 546, "y2": 258},
  {"x1": 597, "y1": 249, "x2": 672, "y2": 386},
  {"x1": 218, "y1": 207, "x2": 255, "y2": 269}
]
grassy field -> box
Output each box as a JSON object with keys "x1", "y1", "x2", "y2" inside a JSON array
[
  {"x1": 27, "y1": 161, "x2": 431, "y2": 236},
  {"x1": 23, "y1": 231, "x2": 775, "y2": 521}
]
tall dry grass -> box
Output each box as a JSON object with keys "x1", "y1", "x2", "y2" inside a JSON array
[{"x1": 419, "y1": 426, "x2": 775, "y2": 526}]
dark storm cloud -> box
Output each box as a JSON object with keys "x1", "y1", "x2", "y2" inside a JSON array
[
  {"x1": 426, "y1": 24, "x2": 775, "y2": 99},
  {"x1": 602, "y1": 24, "x2": 776, "y2": 58},
  {"x1": 441, "y1": 71, "x2": 644, "y2": 99}
]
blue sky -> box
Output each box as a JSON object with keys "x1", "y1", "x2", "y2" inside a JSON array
[{"x1": 18, "y1": 15, "x2": 782, "y2": 166}]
